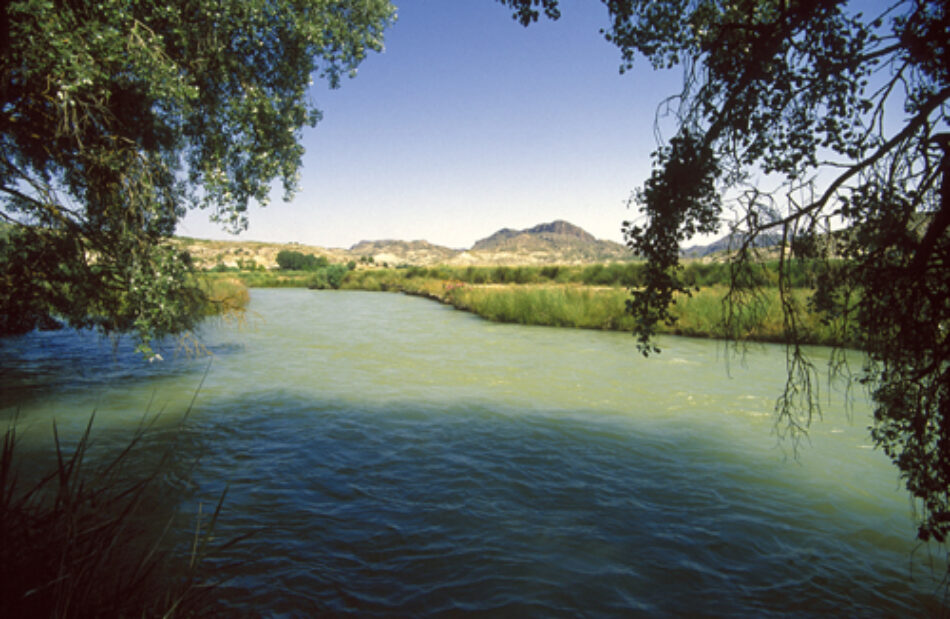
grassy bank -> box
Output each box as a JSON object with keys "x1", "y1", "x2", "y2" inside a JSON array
[
  {"x1": 202, "y1": 268, "x2": 343, "y2": 289},
  {"x1": 439, "y1": 283, "x2": 843, "y2": 346},
  {"x1": 203, "y1": 264, "x2": 849, "y2": 347},
  {"x1": 338, "y1": 267, "x2": 846, "y2": 346}
]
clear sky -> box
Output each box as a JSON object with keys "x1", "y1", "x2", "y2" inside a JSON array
[{"x1": 176, "y1": 0, "x2": 684, "y2": 249}]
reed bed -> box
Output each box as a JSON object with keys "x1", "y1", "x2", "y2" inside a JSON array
[
  {"x1": 208, "y1": 263, "x2": 850, "y2": 347},
  {"x1": 446, "y1": 284, "x2": 635, "y2": 331},
  {"x1": 203, "y1": 270, "x2": 314, "y2": 289},
  {"x1": 438, "y1": 283, "x2": 846, "y2": 347},
  {"x1": 0, "y1": 412, "x2": 230, "y2": 617}
]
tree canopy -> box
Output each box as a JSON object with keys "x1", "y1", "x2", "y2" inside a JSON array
[
  {"x1": 0, "y1": 0, "x2": 395, "y2": 354},
  {"x1": 276, "y1": 249, "x2": 329, "y2": 271},
  {"x1": 501, "y1": 0, "x2": 950, "y2": 543}
]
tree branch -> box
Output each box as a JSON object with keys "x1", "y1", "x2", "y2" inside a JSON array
[{"x1": 752, "y1": 85, "x2": 950, "y2": 234}]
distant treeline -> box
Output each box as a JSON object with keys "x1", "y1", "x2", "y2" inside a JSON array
[
  {"x1": 271, "y1": 251, "x2": 351, "y2": 289},
  {"x1": 276, "y1": 250, "x2": 328, "y2": 271}
]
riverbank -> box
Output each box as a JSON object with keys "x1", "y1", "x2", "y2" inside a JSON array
[
  {"x1": 358, "y1": 278, "x2": 843, "y2": 347},
  {"x1": 203, "y1": 264, "x2": 850, "y2": 347}
]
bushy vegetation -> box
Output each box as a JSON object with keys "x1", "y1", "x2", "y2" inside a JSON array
[
  {"x1": 393, "y1": 263, "x2": 645, "y2": 286},
  {"x1": 447, "y1": 285, "x2": 636, "y2": 331},
  {"x1": 275, "y1": 250, "x2": 329, "y2": 271},
  {"x1": 211, "y1": 258, "x2": 834, "y2": 293},
  {"x1": 205, "y1": 270, "x2": 314, "y2": 289},
  {"x1": 210, "y1": 259, "x2": 354, "y2": 290},
  {"x1": 306, "y1": 264, "x2": 351, "y2": 290},
  {"x1": 199, "y1": 276, "x2": 250, "y2": 316},
  {"x1": 678, "y1": 259, "x2": 824, "y2": 289}
]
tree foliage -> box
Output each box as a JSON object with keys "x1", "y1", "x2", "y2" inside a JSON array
[
  {"x1": 276, "y1": 250, "x2": 329, "y2": 271},
  {"x1": 501, "y1": 0, "x2": 950, "y2": 543},
  {"x1": 307, "y1": 263, "x2": 350, "y2": 290},
  {"x1": 0, "y1": 0, "x2": 395, "y2": 354}
]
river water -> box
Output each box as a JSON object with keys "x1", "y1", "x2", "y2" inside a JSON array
[{"x1": 1, "y1": 289, "x2": 945, "y2": 616}]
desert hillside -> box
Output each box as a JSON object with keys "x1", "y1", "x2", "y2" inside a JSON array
[{"x1": 176, "y1": 220, "x2": 634, "y2": 269}]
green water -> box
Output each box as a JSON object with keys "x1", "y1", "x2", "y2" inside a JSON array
[{"x1": 1, "y1": 289, "x2": 945, "y2": 615}]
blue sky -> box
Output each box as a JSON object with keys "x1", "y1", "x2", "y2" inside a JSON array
[{"x1": 177, "y1": 0, "x2": 683, "y2": 249}]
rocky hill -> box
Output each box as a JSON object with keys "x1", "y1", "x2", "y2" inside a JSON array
[
  {"x1": 176, "y1": 220, "x2": 634, "y2": 269},
  {"x1": 473, "y1": 220, "x2": 597, "y2": 251},
  {"x1": 465, "y1": 220, "x2": 628, "y2": 264},
  {"x1": 348, "y1": 239, "x2": 459, "y2": 266}
]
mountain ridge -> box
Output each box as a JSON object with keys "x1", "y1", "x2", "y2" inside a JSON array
[
  {"x1": 472, "y1": 220, "x2": 599, "y2": 251},
  {"x1": 177, "y1": 220, "x2": 632, "y2": 268},
  {"x1": 176, "y1": 219, "x2": 772, "y2": 269}
]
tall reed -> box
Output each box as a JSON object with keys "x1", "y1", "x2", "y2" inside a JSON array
[
  {"x1": 447, "y1": 285, "x2": 636, "y2": 330},
  {"x1": 0, "y1": 410, "x2": 231, "y2": 617},
  {"x1": 440, "y1": 283, "x2": 846, "y2": 346}
]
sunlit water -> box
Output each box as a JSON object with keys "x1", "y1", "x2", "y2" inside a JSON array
[{"x1": 1, "y1": 289, "x2": 946, "y2": 616}]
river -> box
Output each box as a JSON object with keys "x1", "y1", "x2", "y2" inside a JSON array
[{"x1": 1, "y1": 289, "x2": 945, "y2": 615}]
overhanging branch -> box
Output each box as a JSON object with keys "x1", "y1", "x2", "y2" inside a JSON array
[{"x1": 750, "y1": 85, "x2": 950, "y2": 235}]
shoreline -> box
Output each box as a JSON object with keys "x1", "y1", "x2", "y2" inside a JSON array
[{"x1": 204, "y1": 267, "x2": 854, "y2": 348}]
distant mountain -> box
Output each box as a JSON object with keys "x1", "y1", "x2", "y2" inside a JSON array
[
  {"x1": 348, "y1": 239, "x2": 458, "y2": 264},
  {"x1": 472, "y1": 227, "x2": 519, "y2": 248},
  {"x1": 680, "y1": 232, "x2": 783, "y2": 259},
  {"x1": 349, "y1": 239, "x2": 450, "y2": 254},
  {"x1": 177, "y1": 220, "x2": 633, "y2": 268},
  {"x1": 472, "y1": 220, "x2": 597, "y2": 251},
  {"x1": 347, "y1": 220, "x2": 630, "y2": 266},
  {"x1": 459, "y1": 220, "x2": 629, "y2": 264}
]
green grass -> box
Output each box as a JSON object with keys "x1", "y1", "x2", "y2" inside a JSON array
[
  {"x1": 203, "y1": 269, "x2": 314, "y2": 289},
  {"x1": 448, "y1": 285, "x2": 636, "y2": 330},
  {"x1": 209, "y1": 263, "x2": 852, "y2": 347},
  {"x1": 0, "y1": 412, "x2": 230, "y2": 617},
  {"x1": 663, "y1": 286, "x2": 847, "y2": 346},
  {"x1": 440, "y1": 283, "x2": 848, "y2": 346}
]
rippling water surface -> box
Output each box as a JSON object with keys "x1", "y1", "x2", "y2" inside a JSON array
[{"x1": 1, "y1": 289, "x2": 945, "y2": 616}]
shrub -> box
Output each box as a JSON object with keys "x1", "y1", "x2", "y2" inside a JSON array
[
  {"x1": 276, "y1": 250, "x2": 328, "y2": 271},
  {"x1": 307, "y1": 270, "x2": 330, "y2": 289},
  {"x1": 307, "y1": 264, "x2": 349, "y2": 290},
  {"x1": 325, "y1": 264, "x2": 348, "y2": 289},
  {"x1": 200, "y1": 276, "x2": 250, "y2": 316}
]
